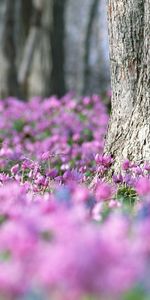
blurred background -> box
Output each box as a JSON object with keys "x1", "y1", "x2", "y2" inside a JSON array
[{"x1": 0, "y1": 0, "x2": 110, "y2": 100}]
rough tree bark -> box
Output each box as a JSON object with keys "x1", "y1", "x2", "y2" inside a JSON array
[{"x1": 105, "y1": 0, "x2": 150, "y2": 168}]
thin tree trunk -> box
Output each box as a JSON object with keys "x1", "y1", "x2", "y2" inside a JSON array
[
  {"x1": 105, "y1": 0, "x2": 150, "y2": 169},
  {"x1": 0, "y1": 0, "x2": 18, "y2": 98},
  {"x1": 27, "y1": 0, "x2": 52, "y2": 98},
  {"x1": 50, "y1": 0, "x2": 66, "y2": 97},
  {"x1": 82, "y1": 0, "x2": 99, "y2": 95},
  {"x1": 21, "y1": 0, "x2": 33, "y2": 38},
  {"x1": 18, "y1": 0, "x2": 43, "y2": 98}
]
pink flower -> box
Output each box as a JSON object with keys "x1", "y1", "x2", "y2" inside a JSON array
[
  {"x1": 144, "y1": 163, "x2": 150, "y2": 171},
  {"x1": 135, "y1": 177, "x2": 150, "y2": 197},
  {"x1": 72, "y1": 186, "x2": 89, "y2": 204},
  {"x1": 41, "y1": 151, "x2": 50, "y2": 161},
  {"x1": 21, "y1": 159, "x2": 32, "y2": 170},
  {"x1": 95, "y1": 182, "x2": 112, "y2": 201},
  {"x1": 83, "y1": 96, "x2": 91, "y2": 105},
  {"x1": 11, "y1": 164, "x2": 19, "y2": 175},
  {"x1": 95, "y1": 154, "x2": 113, "y2": 168},
  {"x1": 109, "y1": 200, "x2": 121, "y2": 208},
  {"x1": 122, "y1": 159, "x2": 131, "y2": 170},
  {"x1": 132, "y1": 166, "x2": 143, "y2": 176},
  {"x1": 0, "y1": 260, "x2": 25, "y2": 297},
  {"x1": 92, "y1": 202, "x2": 103, "y2": 221}
]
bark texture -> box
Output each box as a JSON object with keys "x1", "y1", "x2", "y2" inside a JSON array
[{"x1": 105, "y1": 0, "x2": 150, "y2": 167}]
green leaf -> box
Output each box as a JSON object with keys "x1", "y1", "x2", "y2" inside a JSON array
[
  {"x1": 67, "y1": 137, "x2": 73, "y2": 146},
  {"x1": 37, "y1": 130, "x2": 51, "y2": 140},
  {"x1": 82, "y1": 128, "x2": 93, "y2": 141},
  {"x1": 79, "y1": 113, "x2": 87, "y2": 122},
  {"x1": 101, "y1": 203, "x2": 111, "y2": 220},
  {"x1": 123, "y1": 286, "x2": 147, "y2": 300},
  {"x1": 13, "y1": 119, "x2": 25, "y2": 132},
  {"x1": 117, "y1": 186, "x2": 137, "y2": 204},
  {"x1": 85, "y1": 171, "x2": 92, "y2": 177},
  {"x1": 0, "y1": 214, "x2": 8, "y2": 225},
  {"x1": 41, "y1": 230, "x2": 54, "y2": 242},
  {"x1": 0, "y1": 250, "x2": 11, "y2": 262}
]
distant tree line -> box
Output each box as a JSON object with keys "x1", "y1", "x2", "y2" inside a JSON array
[{"x1": 0, "y1": 0, "x2": 110, "y2": 99}]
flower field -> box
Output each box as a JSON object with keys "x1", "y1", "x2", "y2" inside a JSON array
[{"x1": 0, "y1": 95, "x2": 150, "y2": 300}]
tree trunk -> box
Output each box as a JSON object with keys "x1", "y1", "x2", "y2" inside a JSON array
[
  {"x1": 0, "y1": 0, "x2": 18, "y2": 98},
  {"x1": 105, "y1": 0, "x2": 150, "y2": 168},
  {"x1": 27, "y1": 0, "x2": 52, "y2": 98},
  {"x1": 82, "y1": 0, "x2": 99, "y2": 95},
  {"x1": 50, "y1": 0, "x2": 66, "y2": 97},
  {"x1": 18, "y1": 0, "x2": 43, "y2": 99}
]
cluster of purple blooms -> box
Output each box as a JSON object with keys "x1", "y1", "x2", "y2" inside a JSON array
[{"x1": 0, "y1": 95, "x2": 150, "y2": 299}]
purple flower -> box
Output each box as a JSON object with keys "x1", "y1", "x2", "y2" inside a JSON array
[
  {"x1": 122, "y1": 159, "x2": 131, "y2": 171},
  {"x1": 46, "y1": 169, "x2": 58, "y2": 179},
  {"x1": 21, "y1": 160, "x2": 32, "y2": 170},
  {"x1": 41, "y1": 151, "x2": 50, "y2": 161},
  {"x1": 123, "y1": 174, "x2": 134, "y2": 186},
  {"x1": 113, "y1": 174, "x2": 123, "y2": 184},
  {"x1": 95, "y1": 154, "x2": 113, "y2": 168},
  {"x1": 144, "y1": 163, "x2": 150, "y2": 171},
  {"x1": 11, "y1": 164, "x2": 19, "y2": 175}
]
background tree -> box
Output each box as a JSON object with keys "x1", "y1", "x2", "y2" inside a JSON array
[
  {"x1": 0, "y1": 0, "x2": 18, "y2": 98},
  {"x1": 0, "y1": 0, "x2": 110, "y2": 99},
  {"x1": 18, "y1": 0, "x2": 44, "y2": 98},
  {"x1": 65, "y1": 0, "x2": 110, "y2": 95},
  {"x1": 82, "y1": 0, "x2": 99, "y2": 95},
  {"x1": 105, "y1": 0, "x2": 150, "y2": 167},
  {"x1": 50, "y1": 0, "x2": 66, "y2": 97}
]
